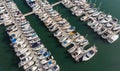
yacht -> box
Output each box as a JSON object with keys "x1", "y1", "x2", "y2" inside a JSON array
[
  {"x1": 70, "y1": 6, "x2": 84, "y2": 16},
  {"x1": 107, "y1": 34, "x2": 119, "y2": 43},
  {"x1": 47, "y1": 65, "x2": 60, "y2": 71},
  {"x1": 67, "y1": 44, "x2": 77, "y2": 54},
  {"x1": 26, "y1": 0, "x2": 36, "y2": 8},
  {"x1": 62, "y1": 0, "x2": 74, "y2": 8},
  {"x1": 18, "y1": 56, "x2": 34, "y2": 67},
  {"x1": 97, "y1": 27, "x2": 107, "y2": 35},
  {"x1": 61, "y1": 38, "x2": 72, "y2": 47},
  {"x1": 71, "y1": 47, "x2": 84, "y2": 59},
  {"x1": 23, "y1": 60, "x2": 35, "y2": 70},
  {"x1": 112, "y1": 24, "x2": 120, "y2": 33},
  {"x1": 31, "y1": 43, "x2": 45, "y2": 51},
  {"x1": 25, "y1": 65, "x2": 38, "y2": 71},
  {"x1": 53, "y1": 29, "x2": 62, "y2": 37},
  {"x1": 74, "y1": 36, "x2": 89, "y2": 47},
  {"x1": 81, "y1": 14, "x2": 90, "y2": 21},
  {"x1": 43, "y1": 60, "x2": 56, "y2": 70},
  {"x1": 82, "y1": 46, "x2": 98, "y2": 61},
  {"x1": 101, "y1": 30, "x2": 113, "y2": 39},
  {"x1": 38, "y1": 51, "x2": 51, "y2": 60},
  {"x1": 35, "y1": 47, "x2": 47, "y2": 56},
  {"x1": 40, "y1": 56, "x2": 54, "y2": 64}
]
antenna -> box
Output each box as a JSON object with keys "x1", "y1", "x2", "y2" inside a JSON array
[
  {"x1": 66, "y1": 17, "x2": 68, "y2": 20},
  {"x1": 98, "y1": 1, "x2": 102, "y2": 10},
  {"x1": 85, "y1": 34, "x2": 88, "y2": 38}
]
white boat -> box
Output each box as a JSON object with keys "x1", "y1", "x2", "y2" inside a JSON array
[
  {"x1": 107, "y1": 34, "x2": 119, "y2": 43},
  {"x1": 19, "y1": 56, "x2": 34, "y2": 67},
  {"x1": 43, "y1": 60, "x2": 56, "y2": 70},
  {"x1": 25, "y1": 65, "x2": 38, "y2": 71},
  {"x1": 40, "y1": 56, "x2": 54, "y2": 64},
  {"x1": 78, "y1": 39, "x2": 89, "y2": 47},
  {"x1": 48, "y1": 65, "x2": 60, "y2": 71},
  {"x1": 38, "y1": 51, "x2": 51, "y2": 60},
  {"x1": 53, "y1": 29, "x2": 62, "y2": 37},
  {"x1": 61, "y1": 38, "x2": 72, "y2": 47},
  {"x1": 36, "y1": 47, "x2": 47, "y2": 55},
  {"x1": 82, "y1": 46, "x2": 98, "y2": 61},
  {"x1": 26, "y1": 0, "x2": 36, "y2": 8},
  {"x1": 71, "y1": 47, "x2": 84, "y2": 59},
  {"x1": 101, "y1": 30, "x2": 113, "y2": 39},
  {"x1": 67, "y1": 44, "x2": 77, "y2": 53},
  {"x1": 23, "y1": 60, "x2": 35, "y2": 70},
  {"x1": 59, "y1": 35, "x2": 68, "y2": 43},
  {"x1": 97, "y1": 27, "x2": 107, "y2": 35}
]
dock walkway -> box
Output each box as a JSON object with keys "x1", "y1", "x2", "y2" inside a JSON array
[
  {"x1": 23, "y1": 11, "x2": 34, "y2": 17},
  {"x1": 52, "y1": 1, "x2": 62, "y2": 7}
]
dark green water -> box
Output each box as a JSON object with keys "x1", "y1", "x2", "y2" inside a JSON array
[{"x1": 0, "y1": 0, "x2": 120, "y2": 71}]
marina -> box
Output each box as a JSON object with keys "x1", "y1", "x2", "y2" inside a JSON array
[
  {"x1": 61, "y1": 0, "x2": 120, "y2": 43},
  {"x1": 25, "y1": 0, "x2": 98, "y2": 62},
  {"x1": 0, "y1": 0, "x2": 60, "y2": 71},
  {"x1": 0, "y1": 0, "x2": 120, "y2": 71}
]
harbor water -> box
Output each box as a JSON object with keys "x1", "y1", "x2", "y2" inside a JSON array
[{"x1": 0, "y1": 0, "x2": 120, "y2": 71}]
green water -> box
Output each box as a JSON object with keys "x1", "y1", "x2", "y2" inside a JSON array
[{"x1": 0, "y1": 0, "x2": 120, "y2": 71}]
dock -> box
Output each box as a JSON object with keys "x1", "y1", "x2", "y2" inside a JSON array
[
  {"x1": 52, "y1": 1, "x2": 62, "y2": 7},
  {"x1": 23, "y1": 11, "x2": 34, "y2": 17}
]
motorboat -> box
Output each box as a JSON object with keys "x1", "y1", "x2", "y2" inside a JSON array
[
  {"x1": 26, "y1": 0, "x2": 36, "y2": 8},
  {"x1": 62, "y1": 0, "x2": 74, "y2": 8},
  {"x1": 67, "y1": 44, "x2": 77, "y2": 54},
  {"x1": 61, "y1": 38, "x2": 72, "y2": 47},
  {"x1": 38, "y1": 51, "x2": 51, "y2": 60},
  {"x1": 82, "y1": 46, "x2": 98, "y2": 61},
  {"x1": 47, "y1": 65, "x2": 60, "y2": 71},
  {"x1": 97, "y1": 27, "x2": 107, "y2": 35},
  {"x1": 25, "y1": 65, "x2": 38, "y2": 71},
  {"x1": 19, "y1": 56, "x2": 34, "y2": 67},
  {"x1": 53, "y1": 29, "x2": 62, "y2": 37},
  {"x1": 101, "y1": 30, "x2": 113, "y2": 39},
  {"x1": 43, "y1": 60, "x2": 56, "y2": 70},
  {"x1": 36, "y1": 47, "x2": 47, "y2": 55},
  {"x1": 31, "y1": 42, "x2": 44, "y2": 51},
  {"x1": 40, "y1": 56, "x2": 54, "y2": 64},
  {"x1": 59, "y1": 35, "x2": 68, "y2": 43},
  {"x1": 71, "y1": 47, "x2": 84, "y2": 59},
  {"x1": 23, "y1": 60, "x2": 35, "y2": 70},
  {"x1": 107, "y1": 34, "x2": 119, "y2": 43},
  {"x1": 112, "y1": 24, "x2": 120, "y2": 33}
]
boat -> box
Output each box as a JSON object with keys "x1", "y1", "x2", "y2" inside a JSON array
[
  {"x1": 61, "y1": 0, "x2": 120, "y2": 43},
  {"x1": 40, "y1": 56, "x2": 54, "y2": 64},
  {"x1": 25, "y1": 0, "x2": 97, "y2": 62},
  {"x1": 43, "y1": 60, "x2": 56, "y2": 70},
  {"x1": 48, "y1": 65, "x2": 60, "y2": 71},
  {"x1": 1, "y1": 0, "x2": 60, "y2": 70},
  {"x1": 82, "y1": 46, "x2": 98, "y2": 61}
]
